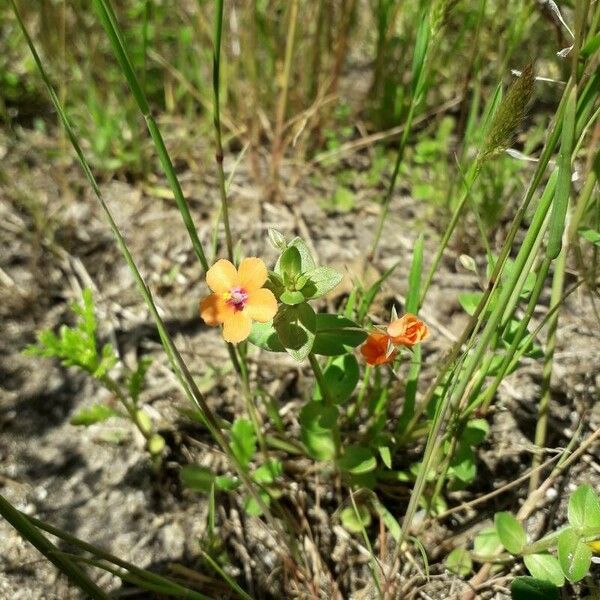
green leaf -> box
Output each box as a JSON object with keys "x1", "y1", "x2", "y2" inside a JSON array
[
  {"x1": 248, "y1": 321, "x2": 285, "y2": 352},
  {"x1": 340, "y1": 505, "x2": 371, "y2": 534},
  {"x1": 278, "y1": 246, "x2": 302, "y2": 279},
  {"x1": 495, "y1": 512, "x2": 527, "y2": 554},
  {"x1": 462, "y1": 419, "x2": 489, "y2": 446},
  {"x1": 215, "y1": 475, "x2": 240, "y2": 491},
  {"x1": 371, "y1": 497, "x2": 401, "y2": 541},
  {"x1": 378, "y1": 446, "x2": 392, "y2": 469},
  {"x1": 243, "y1": 490, "x2": 271, "y2": 517},
  {"x1": 312, "y1": 314, "x2": 367, "y2": 356},
  {"x1": 314, "y1": 354, "x2": 359, "y2": 404},
  {"x1": 558, "y1": 526, "x2": 592, "y2": 582},
  {"x1": 510, "y1": 577, "x2": 560, "y2": 600},
  {"x1": 280, "y1": 290, "x2": 306, "y2": 305},
  {"x1": 568, "y1": 484, "x2": 600, "y2": 531},
  {"x1": 126, "y1": 356, "x2": 152, "y2": 403},
  {"x1": 253, "y1": 459, "x2": 282, "y2": 485},
  {"x1": 337, "y1": 446, "x2": 377, "y2": 475},
  {"x1": 523, "y1": 553, "x2": 565, "y2": 587},
  {"x1": 301, "y1": 267, "x2": 343, "y2": 299},
  {"x1": 274, "y1": 237, "x2": 315, "y2": 275},
  {"x1": 473, "y1": 527, "x2": 502, "y2": 560},
  {"x1": 445, "y1": 547, "x2": 472, "y2": 577},
  {"x1": 274, "y1": 303, "x2": 317, "y2": 361},
  {"x1": 230, "y1": 418, "x2": 257, "y2": 470},
  {"x1": 458, "y1": 292, "x2": 483, "y2": 316},
  {"x1": 448, "y1": 443, "x2": 476, "y2": 483},
  {"x1": 70, "y1": 403, "x2": 118, "y2": 426},
  {"x1": 581, "y1": 33, "x2": 600, "y2": 58},
  {"x1": 299, "y1": 402, "x2": 338, "y2": 461},
  {"x1": 180, "y1": 465, "x2": 215, "y2": 492}
]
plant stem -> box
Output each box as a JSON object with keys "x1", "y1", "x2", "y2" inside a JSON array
[
  {"x1": 213, "y1": 0, "x2": 234, "y2": 262},
  {"x1": 92, "y1": 0, "x2": 209, "y2": 273},
  {"x1": 271, "y1": 0, "x2": 299, "y2": 193},
  {"x1": 0, "y1": 493, "x2": 109, "y2": 600},
  {"x1": 308, "y1": 352, "x2": 341, "y2": 458},
  {"x1": 25, "y1": 513, "x2": 213, "y2": 600}
]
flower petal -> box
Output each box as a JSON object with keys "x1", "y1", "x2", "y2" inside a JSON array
[
  {"x1": 222, "y1": 311, "x2": 252, "y2": 344},
  {"x1": 237, "y1": 257, "x2": 268, "y2": 291},
  {"x1": 245, "y1": 288, "x2": 278, "y2": 322},
  {"x1": 206, "y1": 259, "x2": 239, "y2": 293},
  {"x1": 200, "y1": 294, "x2": 232, "y2": 325},
  {"x1": 360, "y1": 332, "x2": 396, "y2": 366}
]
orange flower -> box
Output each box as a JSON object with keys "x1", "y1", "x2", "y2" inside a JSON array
[
  {"x1": 360, "y1": 332, "x2": 397, "y2": 366},
  {"x1": 387, "y1": 313, "x2": 429, "y2": 347},
  {"x1": 200, "y1": 258, "x2": 278, "y2": 343}
]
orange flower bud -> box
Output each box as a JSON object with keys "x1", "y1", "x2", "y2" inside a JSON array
[
  {"x1": 387, "y1": 314, "x2": 429, "y2": 347},
  {"x1": 360, "y1": 332, "x2": 397, "y2": 366}
]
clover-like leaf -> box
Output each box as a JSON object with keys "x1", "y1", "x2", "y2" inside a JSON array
[
  {"x1": 558, "y1": 526, "x2": 592, "y2": 582},
  {"x1": 568, "y1": 484, "x2": 600, "y2": 531},
  {"x1": 510, "y1": 576, "x2": 560, "y2": 600},
  {"x1": 523, "y1": 553, "x2": 565, "y2": 587},
  {"x1": 445, "y1": 547, "x2": 472, "y2": 577},
  {"x1": 495, "y1": 512, "x2": 527, "y2": 554}
]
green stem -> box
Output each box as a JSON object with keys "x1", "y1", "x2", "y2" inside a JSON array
[
  {"x1": 369, "y1": 99, "x2": 418, "y2": 260},
  {"x1": 308, "y1": 352, "x2": 341, "y2": 458},
  {"x1": 271, "y1": 0, "x2": 299, "y2": 189},
  {"x1": 348, "y1": 365, "x2": 372, "y2": 424},
  {"x1": 213, "y1": 0, "x2": 234, "y2": 262},
  {"x1": 0, "y1": 494, "x2": 109, "y2": 600},
  {"x1": 92, "y1": 0, "x2": 209, "y2": 273}
]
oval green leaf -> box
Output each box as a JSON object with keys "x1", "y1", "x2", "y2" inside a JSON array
[{"x1": 495, "y1": 512, "x2": 527, "y2": 554}]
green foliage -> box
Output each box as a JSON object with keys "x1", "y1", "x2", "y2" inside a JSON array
[
  {"x1": 495, "y1": 512, "x2": 526, "y2": 554},
  {"x1": 568, "y1": 484, "x2": 600, "y2": 531},
  {"x1": 510, "y1": 577, "x2": 560, "y2": 600},
  {"x1": 230, "y1": 418, "x2": 257, "y2": 470},
  {"x1": 445, "y1": 547, "x2": 472, "y2": 577},
  {"x1": 25, "y1": 289, "x2": 156, "y2": 452},
  {"x1": 313, "y1": 355, "x2": 359, "y2": 404},
  {"x1": 70, "y1": 404, "x2": 119, "y2": 427},
  {"x1": 523, "y1": 553, "x2": 564, "y2": 587},
  {"x1": 299, "y1": 402, "x2": 339, "y2": 461},
  {"x1": 25, "y1": 289, "x2": 117, "y2": 378},
  {"x1": 473, "y1": 527, "x2": 502, "y2": 560},
  {"x1": 579, "y1": 228, "x2": 600, "y2": 246},
  {"x1": 493, "y1": 485, "x2": 600, "y2": 589},
  {"x1": 340, "y1": 504, "x2": 371, "y2": 534},
  {"x1": 337, "y1": 446, "x2": 377, "y2": 475}
]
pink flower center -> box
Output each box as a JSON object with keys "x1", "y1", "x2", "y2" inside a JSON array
[{"x1": 226, "y1": 287, "x2": 248, "y2": 312}]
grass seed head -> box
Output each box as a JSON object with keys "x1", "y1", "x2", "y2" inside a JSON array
[{"x1": 479, "y1": 64, "x2": 536, "y2": 161}]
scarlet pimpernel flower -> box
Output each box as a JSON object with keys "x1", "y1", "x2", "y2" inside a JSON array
[
  {"x1": 360, "y1": 332, "x2": 396, "y2": 366},
  {"x1": 360, "y1": 313, "x2": 429, "y2": 366},
  {"x1": 387, "y1": 313, "x2": 429, "y2": 347},
  {"x1": 200, "y1": 258, "x2": 277, "y2": 344}
]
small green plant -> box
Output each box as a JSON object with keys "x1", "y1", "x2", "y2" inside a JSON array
[
  {"x1": 24, "y1": 289, "x2": 162, "y2": 460},
  {"x1": 457, "y1": 484, "x2": 600, "y2": 596}
]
